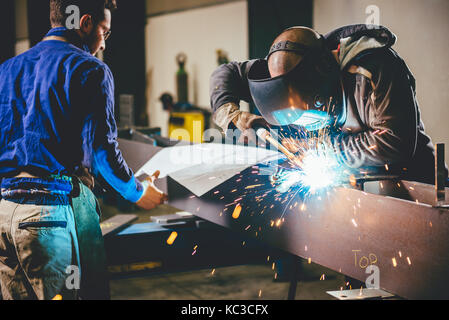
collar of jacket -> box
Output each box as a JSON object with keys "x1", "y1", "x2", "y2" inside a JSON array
[{"x1": 44, "y1": 27, "x2": 91, "y2": 53}]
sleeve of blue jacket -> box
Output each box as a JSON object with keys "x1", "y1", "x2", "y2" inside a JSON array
[{"x1": 85, "y1": 64, "x2": 144, "y2": 203}]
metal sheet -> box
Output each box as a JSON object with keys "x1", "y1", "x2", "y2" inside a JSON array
[
  {"x1": 100, "y1": 214, "x2": 138, "y2": 237},
  {"x1": 327, "y1": 288, "x2": 395, "y2": 300},
  {"x1": 118, "y1": 138, "x2": 161, "y2": 173},
  {"x1": 364, "y1": 180, "x2": 449, "y2": 206},
  {"x1": 118, "y1": 138, "x2": 167, "y2": 193}
]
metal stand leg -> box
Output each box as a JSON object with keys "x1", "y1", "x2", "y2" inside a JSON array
[{"x1": 287, "y1": 257, "x2": 302, "y2": 300}]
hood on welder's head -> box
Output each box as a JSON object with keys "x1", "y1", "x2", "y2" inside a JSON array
[
  {"x1": 324, "y1": 24, "x2": 397, "y2": 70},
  {"x1": 248, "y1": 26, "x2": 345, "y2": 131}
]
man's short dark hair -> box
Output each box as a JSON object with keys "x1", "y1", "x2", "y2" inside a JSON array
[{"x1": 50, "y1": 0, "x2": 117, "y2": 27}]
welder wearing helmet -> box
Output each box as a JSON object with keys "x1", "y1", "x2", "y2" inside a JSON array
[{"x1": 210, "y1": 24, "x2": 445, "y2": 184}]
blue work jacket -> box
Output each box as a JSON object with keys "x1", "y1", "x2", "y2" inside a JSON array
[{"x1": 0, "y1": 28, "x2": 144, "y2": 202}]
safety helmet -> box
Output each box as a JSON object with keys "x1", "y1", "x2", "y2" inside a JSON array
[{"x1": 248, "y1": 27, "x2": 346, "y2": 131}]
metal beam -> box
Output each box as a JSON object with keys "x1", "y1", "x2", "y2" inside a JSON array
[{"x1": 168, "y1": 166, "x2": 449, "y2": 300}]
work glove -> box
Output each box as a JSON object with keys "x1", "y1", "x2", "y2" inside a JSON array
[
  {"x1": 213, "y1": 102, "x2": 269, "y2": 145},
  {"x1": 136, "y1": 170, "x2": 168, "y2": 210}
]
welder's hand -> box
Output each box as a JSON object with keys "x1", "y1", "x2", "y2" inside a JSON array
[
  {"x1": 213, "y1": 103, "x2": 270, "y2": 145},
  {"x1": 234, "y1": 111, "x2": 270, "y2": 145},
  {"x1": 136, "y1": 170, "x2": 168, "y2": 210}
]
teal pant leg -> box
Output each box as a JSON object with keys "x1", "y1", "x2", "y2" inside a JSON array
[{"x1": 71, "y1": 182, "x2": 110, "y2": 300}]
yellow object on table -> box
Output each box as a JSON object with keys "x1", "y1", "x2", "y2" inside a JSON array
[{"x1": 169, "y1": 112, "x2": 205, "y2": 143}]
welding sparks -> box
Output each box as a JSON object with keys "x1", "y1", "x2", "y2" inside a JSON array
[
  {"x1": 166, "y1": 231, "x2": 178, "y2": 245},
  {"x1": 245, "y1": 184, "x2": 264, "y2": 189},
  {"x1": 232, "y1": 204, "x2": 242, "y2": 219},
  {"x1": 275, "y1": 219, "x2": 282, "y2": 227},
  {"x1": 392, "y1": 257, "x2": 397, "y2": 267},
  {"x1": 272, "y1": 141, "x2": 348, "y2": 195},
  {"x1": 299, "y1": 148, "x2": 339, "y2": 189},
  {"x1": 225, "y1": 129, "x2": 360, "y2": 237}
]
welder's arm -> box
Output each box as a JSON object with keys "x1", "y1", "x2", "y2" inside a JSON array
[
  {"x1": 88, "y1": 66, "x2": 166, "y2": 208},
  {"x1": 210, "y1": 60, "x2": 269, "y2": 136},
  {"x1": 329, "y1": 55, "x2": 418, "y2": 168}
]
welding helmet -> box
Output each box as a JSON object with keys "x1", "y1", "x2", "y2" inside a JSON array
[{"x1": 248, "y1": 27, "x2": 346, "y2": 131}]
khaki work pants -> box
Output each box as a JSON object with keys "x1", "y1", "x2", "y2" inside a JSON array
[{"x1": 0, "y1": 182, "x2": 109, "y2": 300}]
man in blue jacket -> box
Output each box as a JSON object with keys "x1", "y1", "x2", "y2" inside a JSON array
[{"x1": 0, "y1": 0, "x2": 165, "y2": 299}]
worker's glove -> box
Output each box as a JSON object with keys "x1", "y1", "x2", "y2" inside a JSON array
[
  {"x1": 213, "y1": 103, "x2": 269, "y2": 145},
  {"x1": 136, "y1": 170, "x2": 168, "y2": 210}
]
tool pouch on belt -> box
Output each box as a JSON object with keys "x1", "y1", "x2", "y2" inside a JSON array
[{"x1": 70, "y1": 176, "x2": 110, "y2": 300}]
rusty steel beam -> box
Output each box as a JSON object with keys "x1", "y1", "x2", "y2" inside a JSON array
[{"x1": 168, "y1": 168, "x2": 449, "y2": 300}]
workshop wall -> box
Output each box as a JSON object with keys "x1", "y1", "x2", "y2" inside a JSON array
[
  {"x1": 248, "y1": 0, "x2": 313, "y2": 60},
  {"x1": 27, "y1": 0, "x2": 50, "y2": 47},
  {"x1": 314, "y1": 0, "x2": 449, "y2": 161},
  {"x1": 103, "y1": 0, "x2": 148, "y2": 127},
  {"x1": 0, "y1": 0, "x2": 15, "y2": 64},
  {"x1": 14, "y1": 0, "x2": 30, "y2": 55},
  {"x1": 146, "y1": 0, "x2": 242, "y2": 17},
  {"x1": 247, "y1": 0, "x2": 313, "y2": 114},
  {"x1": 145, "y1": 0, "x2": 249, "y2": 136}
]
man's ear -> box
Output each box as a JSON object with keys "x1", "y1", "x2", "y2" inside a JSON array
[{"x1": 79, "y1": 14, "x2": 94, "y2": 34}]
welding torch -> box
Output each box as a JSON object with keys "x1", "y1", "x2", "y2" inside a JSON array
[{"x1": 256, "y1": 127, "x2": 302, "y2": 167}]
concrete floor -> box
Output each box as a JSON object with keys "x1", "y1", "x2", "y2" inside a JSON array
[
  {"x1": 109, "y1": 264, "x2": 345, "y2": 300},
  {"x1": 100, "y1": 200, "x2": 347, "y2": 300}
]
